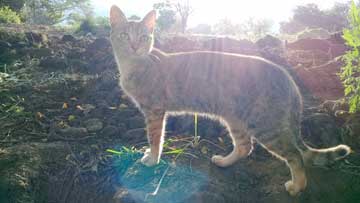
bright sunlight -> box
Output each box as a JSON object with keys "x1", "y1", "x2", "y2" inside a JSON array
[
  {"x1": 92, "y1": 0, "x2": 340, "y2": 28},
  {"x1": 1, "y1": 0, "x2": 359, "y2": 203}
]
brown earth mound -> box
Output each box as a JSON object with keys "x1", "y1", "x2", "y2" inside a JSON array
[{"x1": 285, "y1": 37, "x2": 348, "y2": 100}]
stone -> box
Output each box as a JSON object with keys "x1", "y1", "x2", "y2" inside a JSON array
[
  {"x1": 84, "y1": 118, "x2": 104, "y2": 132},
  {"x1": 62, "y1": 34, "x2": 77, "y2": 43},
  {"x1": 100, "y1": 125, "x2": 120, "y2": 137},
  {"x1": 118, "y1": 109, "x2": 139, "y2": 119},
  {"x1": 126, "y1": 116, "x2": 145, "y2": 129},
  {"x1": 86, "y1": 38, "x2": 111, "y2": 53},
  {"x1": 59, "y1": 127, "x2": 88, "y2": 137},
  {"x1": 124, "y1": 128, "x2": 147, "y2": 143},
  {"x1": 113, "y1": 188, "x2": 136, "y2": 203}
]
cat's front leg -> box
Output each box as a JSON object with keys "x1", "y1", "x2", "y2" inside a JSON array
[{"x1": 141, "y1": 110, "x2": 166, "y2": 167}]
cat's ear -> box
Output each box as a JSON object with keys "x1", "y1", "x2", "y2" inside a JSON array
[
  {"x1": 141, "y1": 10, "x2": 156, "y2": 32},
  {"x1": 110, "y1": 5, "x2": 127, "y2": 27}
]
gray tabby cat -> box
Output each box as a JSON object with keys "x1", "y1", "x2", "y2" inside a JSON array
[{"x1": 109, "y1": 5, "x2": 351, "y2": 196}]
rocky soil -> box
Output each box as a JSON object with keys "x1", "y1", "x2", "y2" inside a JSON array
[{"x1": 0, "y1": 25, "x2": 360, "y2": 203}]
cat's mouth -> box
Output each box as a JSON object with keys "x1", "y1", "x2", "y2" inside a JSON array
[{"x1": 132, "y1": 49, "x2": 147, "y2": 56}]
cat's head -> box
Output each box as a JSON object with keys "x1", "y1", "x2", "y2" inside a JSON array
[{"x1": 109, "y1": 5, "x2": 156, "y2": 57}]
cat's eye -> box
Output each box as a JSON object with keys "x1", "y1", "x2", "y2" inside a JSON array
[
  {"x1": 119, "y1": 32, "x2": 130, "y2": 40},
  {"x1": 139, "y1": 35, "x2": 150, "y2": 42}
]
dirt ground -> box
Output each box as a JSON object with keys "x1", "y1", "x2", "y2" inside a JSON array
[{"x1": 1, "y1": 28, "x2": 360, "y2": 203}]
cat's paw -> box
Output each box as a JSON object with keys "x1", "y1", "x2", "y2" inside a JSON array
[
  {"x1": 211, "y1": 155, "x2": 227, "y2": 167},
  {"x1": 140, "y1": 149, "x2": 158, "y2": 167},
  {"x1": 285, "y1": 180, "x2": 301, "y2": 196}
]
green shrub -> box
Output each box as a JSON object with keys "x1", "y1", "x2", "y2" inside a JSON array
[
  {"x1": 340, "y1": 1, "x2": 360, "y2": 113},
  {"x1": 78, "y1": 17, "x2": 96, "y2": 33},
  {"x1": 0, "y1": 6, "x2": 21, "y2": 24},
  {"x1": 0, "y1": 28, "x2": 26, "y2": 43},
  {"x1": 75, "y1": 16, "x2": 110, "y2": 35}
]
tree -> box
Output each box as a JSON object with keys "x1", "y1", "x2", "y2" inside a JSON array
[
  {"x1": 293, "y1": 4, "x2": 324, "y2": 27},
  {"x1": 153, "y1": 0, "x2": 194, "y2": 33},
  {"x1": 128, "y1": 15, "x2": 141, "y2": 21},
  {"x1": 212, "y1": 18, "x2": 273, "y2": 40},
  {"x1": 153, "y1": 1, "x2": 176, "y2": 32},
  {"x1": 279, "y1": 20, "x2": 306, "y2": 34},
  {"x1": 22, "y1": 0, "x2": 92, "y2": 25},
  {"x1": 241, "y1": 18, "x2": 273, "y2": 40},
  {"x1": 213, "y1": 18, "x2": 242, "y2": 36},
  {"x1": 326, "y1": 2, "x2": 350, "y2": 31},
  {"x1": 188, "y1": 24, "x2": 212, "y2": 34},
  {"x1": 174, "y1": 0, "x2": 193, "y2": 33},
  {"x1": 280, "y1": 2, "x2": 351, "y2": 34},
  {"x1": 340, "y1": 1, "x2": 360, "y2": 113},
  {"x1": 0, "y1": 0, "x2": 26, "y2": 12},
  {"x1": 0, "y1": 6, "x2": 21, "y2": 24}
]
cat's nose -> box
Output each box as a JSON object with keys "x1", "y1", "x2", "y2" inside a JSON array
[{"x1": 131, "y1": 44, "x2": 138, "y2": 52}]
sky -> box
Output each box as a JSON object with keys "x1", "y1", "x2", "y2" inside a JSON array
[{"x1": 91, "y1": 0, "x2": 348, "y2": 28}]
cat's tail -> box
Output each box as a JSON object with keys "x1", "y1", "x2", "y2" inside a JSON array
[
  {"x1": 301, "y1": 143, "x2": 352, "y2": 166},
  {"x1": 292, "y1": 120, "x2": 352, "y2": 166}
]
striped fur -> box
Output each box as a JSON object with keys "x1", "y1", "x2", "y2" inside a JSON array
[{"x1": 109, "y1": 5, "x2": 351, "y2": 196}]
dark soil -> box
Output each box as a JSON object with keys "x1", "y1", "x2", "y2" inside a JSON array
[{"x1": 0, "y1": 26, "x2": 360, "y2": 203}]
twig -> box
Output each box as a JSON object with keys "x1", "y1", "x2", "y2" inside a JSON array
[
  {"x1": 144, "y1": 165, "x2": 171, "y2": 201},
  {"x1": 198, "y1": 139, "x2": 226, "y2": 151},
  {"x1": 182, "y1": 152, "x2": 199, "y2": 159}
]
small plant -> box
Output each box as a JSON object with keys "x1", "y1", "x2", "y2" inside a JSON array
[
  {"x1": 0, "y1": 6, "x2": 21, "y2": 24},
  {"x1": 106, "y1": 146, "x2": 140, "y2": 156},
  {"x1": 340, "y1": 1, "x2": 360, "y2": 113}
]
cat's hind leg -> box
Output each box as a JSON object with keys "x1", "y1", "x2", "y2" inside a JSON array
[
  {"x1": 211, "y1": 120, "x2": 253, "y2": 167},
  {"x1": 260, "y1": 132, "x2": 307, "y2": 196}
]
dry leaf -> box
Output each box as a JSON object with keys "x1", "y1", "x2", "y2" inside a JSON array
[
  {"x1": 76, "y1": 105, "x2": 84, "y2": 110},
  {"x1": 218, "y1": 137, "x2": 224, "y2": 144},
  {"x1": 201, "y1": 146, "x2": 208, "y2": 154},
  {"x1": 57, "y1": 120, "x2": 66, "y2": 128},
  {"x1": 36, "y1": 112, "x2": 44, "y2": 118},
  {"x1": 119, "y1": 104, "x2": 128, "y2": 108},
  {"x1": 68, "y1": 115, "x2": 76, "y2": 121}
]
